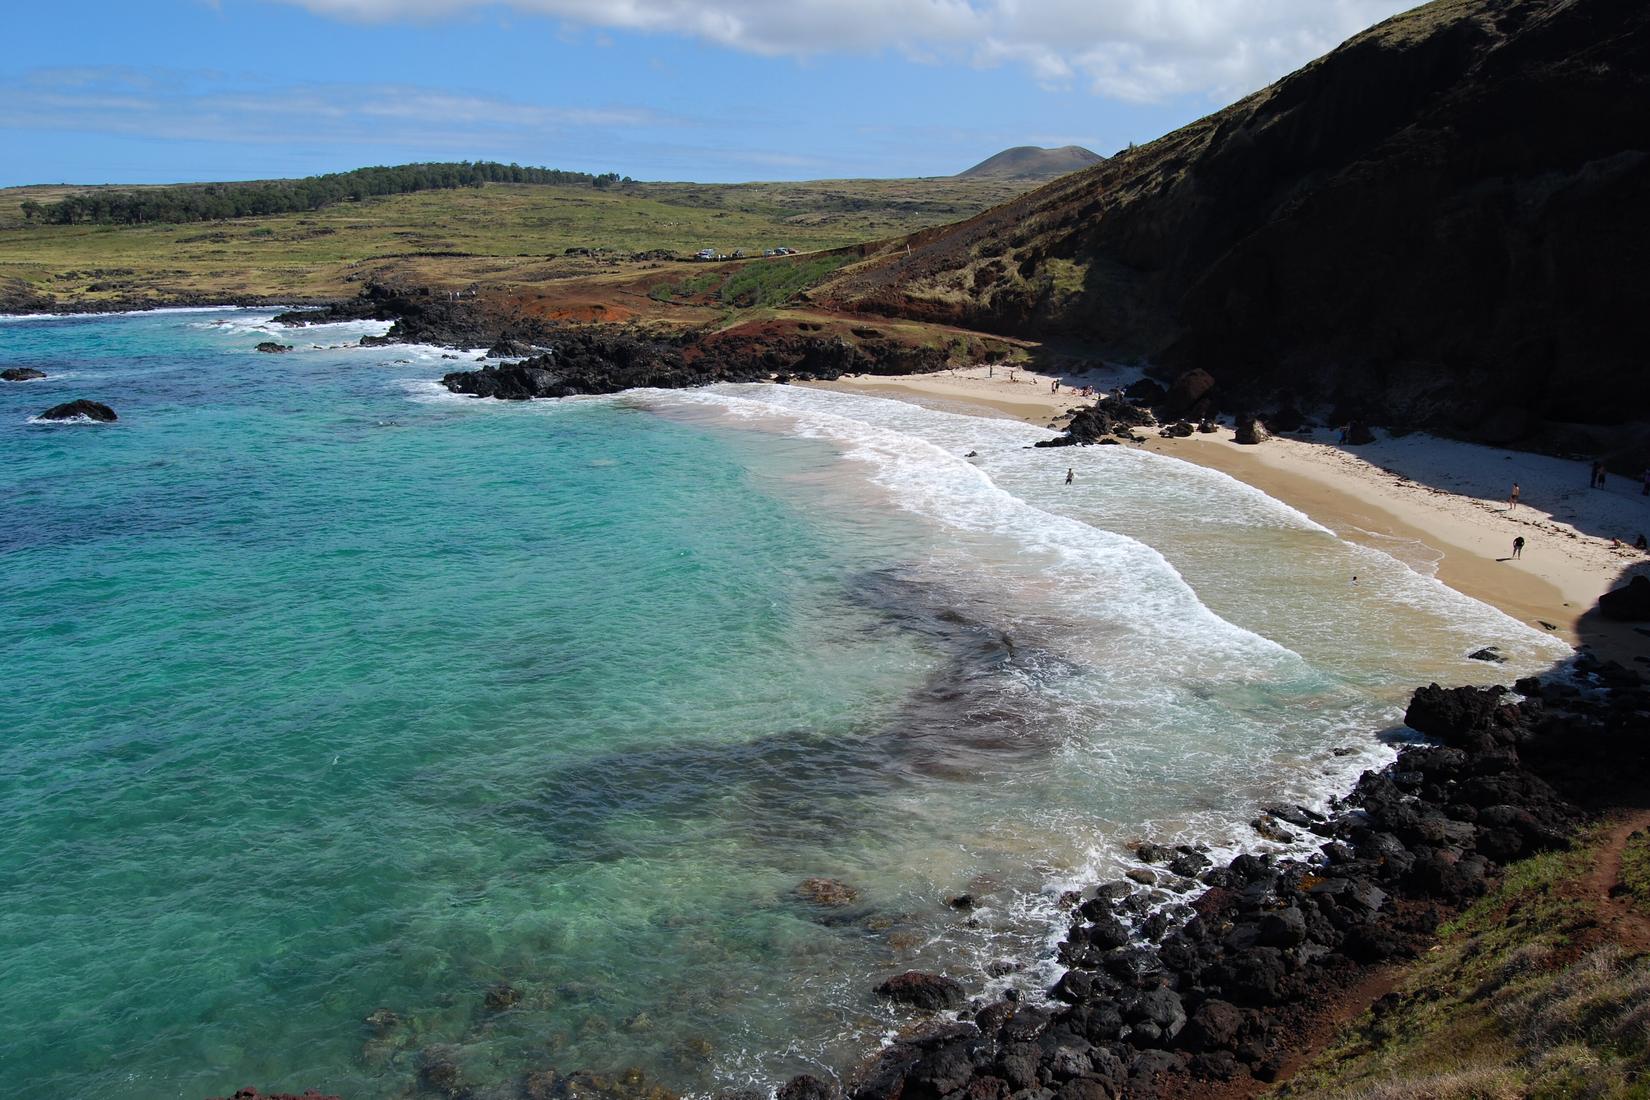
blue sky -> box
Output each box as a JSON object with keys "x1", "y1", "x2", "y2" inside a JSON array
[{"x1": 3, "y1": 1, "x2": 1417, "y2": 186}]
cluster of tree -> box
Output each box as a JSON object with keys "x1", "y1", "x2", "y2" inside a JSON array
[{"x1": 19, "y1": 162, "x2": 636, "y2": 226}]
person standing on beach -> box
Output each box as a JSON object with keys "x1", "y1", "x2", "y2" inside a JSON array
[
  {"x1": 1509, "y1": 482, "x2": 1520, "y2": 511},
  {"x1": 1512, "y1": 536, "x2": 1525, "y2": 559},
  {"x1": 1641, "y1": 466, "x2": 1648, "y2": 495},
  {"x1": 1065, "y1": 467, "x2": 1074, "y2": 485}
]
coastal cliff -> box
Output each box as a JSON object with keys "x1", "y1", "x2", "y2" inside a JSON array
[{"x1": 822, "y1": 0, "x2": 1650, "y2": 449}]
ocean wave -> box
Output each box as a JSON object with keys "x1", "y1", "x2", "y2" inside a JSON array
[
  {"x1": 1, "y1": 305, "x2": 250, "y2": 323},
  {"x1": 665, "y1": 385, "x2": 1300, "y2": 667}
]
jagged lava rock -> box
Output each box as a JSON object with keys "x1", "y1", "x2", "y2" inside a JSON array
[{"x1": 875, "y1": 971, "x2": 967, "y2": 1011}]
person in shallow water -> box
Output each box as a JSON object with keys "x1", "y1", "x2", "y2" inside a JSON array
[
  {"x1": 1512, "y1": 536, "x2": 1525, "y2": 558},
  {"x1": 1065, "y1": 467, "x2": 1074, "y2": 485}
]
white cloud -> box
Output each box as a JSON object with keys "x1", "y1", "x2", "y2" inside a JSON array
[
  {"x1": 267, "y1": 0, "x2": 1419, "y2": 101},
  {"x1": 7, "y1": 67, "x2": 668, "y2": 148}
]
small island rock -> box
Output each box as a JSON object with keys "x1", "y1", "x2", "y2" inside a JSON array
[
  {"x1": 38, "y1": 399, "x2": 117, "y2": 422},
  {"x1": 2, "y1": 367, "x2": 46, "y2": 382}
]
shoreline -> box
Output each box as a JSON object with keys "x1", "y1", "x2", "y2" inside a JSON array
[
  {"x1": 813, "y1": 368, "x2": 1649, "y2": 668},
  {"x1": 843, "y1": 666, "x2": 1647, "y2": 1100},
  {"x1": 0, "y1": 296, "x2": 332, "y2": 320},
  {"x1": 14, "y1": 321, "x2": 1647, "y2": 1097}
]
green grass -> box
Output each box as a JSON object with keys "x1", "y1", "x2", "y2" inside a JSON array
[
  {"x1": 1624, "y1": 831, "x2": 1650, "y2": 917},
  {"x1": 1279, "y1": 830, "x2": 1650, "y2": 1100},
  {"x1": 0, "y1": 177, "x2": 1030, "y2": 308},
  {"x1": 712, "y1": 253, "x2": 855, "y2": 309}
]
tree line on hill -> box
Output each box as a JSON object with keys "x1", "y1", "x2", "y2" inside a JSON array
[{"x1": 18, "y1": 163, "x2": 632, "y2": 226}]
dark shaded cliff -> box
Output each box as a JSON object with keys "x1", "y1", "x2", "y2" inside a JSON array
[{"x1": 824, "y1": 0, "x2": 1650, "y2": 441}]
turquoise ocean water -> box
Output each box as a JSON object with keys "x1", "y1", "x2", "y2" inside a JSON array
[{"x1": 0, "y1": 310, "x2": 1568, "y2": 1099}]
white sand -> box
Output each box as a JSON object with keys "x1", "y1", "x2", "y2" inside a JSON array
[{"x1": 815, "y1": 368, "x2": 1650, "y2": 666}]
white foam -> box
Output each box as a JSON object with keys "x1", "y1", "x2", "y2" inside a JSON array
[
  {"x1": 658, "y1": 385, "x2": 1302, "y2": 669},
  {"x1": 25, "y1": 414, "x2": 112, "y2": 426},
  {"x1": 0, "y1": 305, "x2": 249, "y2": 323}
]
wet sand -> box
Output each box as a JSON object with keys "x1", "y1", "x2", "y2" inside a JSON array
[{"x1": 813, "y1": 368, "x2": 1650, "y2": 667}]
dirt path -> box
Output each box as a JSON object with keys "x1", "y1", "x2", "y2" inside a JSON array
[{"x1": 1580, "y1": 809, "x2": 1650, "y2": 956}]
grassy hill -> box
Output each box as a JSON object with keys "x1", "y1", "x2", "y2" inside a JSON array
[
  {"x1": 955, "y1": 145, "x2": 1104, "y2": 180},
  {"x1": 0, "y1": 175, "x2": 1029, "y2": 310}
]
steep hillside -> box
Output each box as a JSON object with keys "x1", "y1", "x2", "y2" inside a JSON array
[
  {"x1": 956, "y1": 145, "x2": 1104, "y2": 181},
  {"x1": 826, "y1": 0, "x2": 1650, "y2": 441}
]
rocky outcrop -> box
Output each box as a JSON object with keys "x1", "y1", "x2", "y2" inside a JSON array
[
  {"x1": 442, "y1": 329, "x2": 947, "y2": 400},
  {"x1": 255, "y1": 341, "x2": 293, "y2": 354},
  {"x1": 274, "y1": 283, "x2": 557, "y2": 350},
  {"x1": 1035, "y1": 399, "x2": 1155, "y2": 447},
  {"x1": 37, "y1": 399, "x2": 117, "y2": 422},
  {"x1": 1163, "y1": 370, "x2": 1215, "y2": 420},
  {"x1": 838, "y1": 659, "x2": 1647, "y2": 1100},
  {"x1": 875, "y1": 971, "x2": 967, "y2": 1011},
  {"x1": 487, "y1": 337, "x2": 541, "y2": 358},
  {"x1": 1, "y1": 367, "x2": 46, "y2": 381},
  {"x1": 1233, "y1": 414, "x2": 1270, "y2": 445},
  {"x1": 1598, "y1": 575, "x2": 1650, "y2": 621}
]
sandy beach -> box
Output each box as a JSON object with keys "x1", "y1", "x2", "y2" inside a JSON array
[{"x1": 817, "y1": 366, "x2": 1650, "y2": 667}]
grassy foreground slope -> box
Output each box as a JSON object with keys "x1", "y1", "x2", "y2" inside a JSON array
[
  {"x1": 0, "y1": 176, "x2": 1027, "y2": 310},
  {"x1": 1281, "y1": 814, "x2": 1650, "y2": 1100}
]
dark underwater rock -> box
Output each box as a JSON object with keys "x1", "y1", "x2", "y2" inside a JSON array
[{"x1": 797, "y1": 878, "x2": 860, "y2": 907}]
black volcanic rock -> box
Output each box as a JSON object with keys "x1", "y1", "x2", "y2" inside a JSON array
[
  {"x1": 275, "y1": 283, "x2": 556, "y2": 350},
  {"x1": 1598, "y1": 575, "x2": 1650, "y2": 621},
  {"x1": 2, "y1": 367, "x2": 46, "y2": 381},
  {"x1": 443, "y1": 329, "x2": 946, "y2": 400},
  {"x1": 255, "y1": 341, "x2": 293, "y2": 353},
  {"x1": 487, "y1": 337, "x2": 540, "y2": 358},
  {"x1": 1233, "y1": 414, "x2": 1270, "y2": 445},
  {"x1": 875, "y1": 971, "x2": 967, "y2": 1011},
  {"x1": 38, "y1": 399, "x2": 117, "y2": 422},
  {"x1": 1164, "y1": 369, "x2": 1215, "y2": 418},
  {"x1": 1404, "y1": 683, "x2": 1506, "y2": 744},
  {"x1": 1036, "y1": 398, "x2": 1155, "y2": 447}
]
